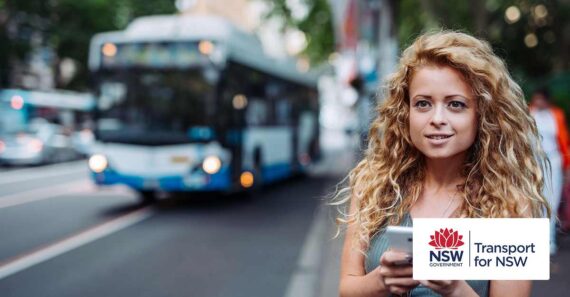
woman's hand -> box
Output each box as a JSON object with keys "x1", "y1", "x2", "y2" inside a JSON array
[
  {"x1": 418, "y1": 280, "x2": 478, "y2": 297},
  {"x1": 378, "y1": 250, "x2": 419, "y2": 295}
]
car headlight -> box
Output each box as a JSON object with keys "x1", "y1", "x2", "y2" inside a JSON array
[
  {"x1": 89, "y1": 154, "x2": 108, "y2": 173},
  {"x1": 202, "y1": 156, "x2": 222, "y2": 174},
  {"x1": 28, "y1": 139, "x2": 43, "y2": 153}
]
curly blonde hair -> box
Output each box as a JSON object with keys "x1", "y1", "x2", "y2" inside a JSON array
[{"x1": 334, "y1": 31, "x2": 551, "y2": 250}]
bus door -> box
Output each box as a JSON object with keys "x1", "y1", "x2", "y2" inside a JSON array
[{"x1": 219, "y1": 68, "x2": 246, "y2": 189}]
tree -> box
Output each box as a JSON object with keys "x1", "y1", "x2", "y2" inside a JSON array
[
  {"x1": 263, "y1": 0, "x2": 335, "y2": 65},
  {"x1": 51, "y1": 0, "x2": 177, "y2": 89},
  {"x1": 0, "y1": 0, "x2": 177, "y2": 90},
  {"x1": 396, "y1": 0, "x2": 570, "y2": 81}
]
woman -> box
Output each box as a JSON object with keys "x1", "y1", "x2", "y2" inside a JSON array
[
  {"x1": 334, "y1": 31, "x2": 551, "y2": 297},
  {"x1": 529, "y1": 88, "x2": 570, "y2": 255}
]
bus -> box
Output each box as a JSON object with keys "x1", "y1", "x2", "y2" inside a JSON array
[
  {"x1": 0, "y1": 89, "x2": 95, "y2": 165},
  {"x1": 87, "y1": 15, "x2": 320, "y2": 202}
]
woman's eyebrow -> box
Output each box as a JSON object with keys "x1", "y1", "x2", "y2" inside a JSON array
[
  {"x1": 412, "y1": 94, "x2": 432, "y2": 99},
  {"x1": 411, "y1": 94, "x2": 472, "y2": 101},
  {"x1": 445, "y1": 94, "x2": 470, "y2": 100}
]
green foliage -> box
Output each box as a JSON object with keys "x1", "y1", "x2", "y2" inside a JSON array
[
  {"x1": 263, "y1": 0, "x2": 295, "y2": 28},
  {"x1": 51, "y1": 0, "x2": 121, "y2": 89},
  {"x1": 0, "y1": 0, "x2": 177, "y2": 89},
  {"x1": 52, "y1": 0, "x2": 176, "y2": 89},
  {"x1": 396, "y1": 0, "x2": 570, "y2": 82},
  {"x1": 297, "y1": 0, "x2": 335, "y2": 64},
  {"x1": 262, "y1": 0, "x2": 335, "y2": 65}
]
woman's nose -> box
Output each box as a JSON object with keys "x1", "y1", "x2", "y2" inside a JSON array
[{"x1": 430, "y1": 105, "x2": 448, "y2": 126}]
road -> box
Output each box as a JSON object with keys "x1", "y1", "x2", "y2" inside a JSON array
[
  {"x1": 0, "y1": 158, "x2": 349, "y2": 297},
  {"x1": 1, "y1": 153, "x2": 567, "y2": 297}
]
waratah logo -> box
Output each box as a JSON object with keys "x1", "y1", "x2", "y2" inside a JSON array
[{"x1": 429, "y1": 228, "x2": 464, "y2": 250}]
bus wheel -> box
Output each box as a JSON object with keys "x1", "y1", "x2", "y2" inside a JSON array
[{"x1": 138, "y1": 190, "x2": 157, "y2": 204}]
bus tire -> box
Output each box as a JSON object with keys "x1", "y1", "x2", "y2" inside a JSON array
[{"x1": 138, "y1": 190, "x2": 157, "y2": 204}]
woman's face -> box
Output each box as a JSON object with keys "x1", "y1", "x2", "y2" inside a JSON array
[{"x1": 408, "y1": 65, "x2": 478, "y2": 160}]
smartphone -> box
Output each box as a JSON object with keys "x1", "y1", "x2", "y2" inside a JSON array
[{"x1": 385, "y1": 225, "x2": 413, "y2": 265}]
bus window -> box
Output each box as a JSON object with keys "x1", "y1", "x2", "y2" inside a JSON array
[
  {"x1": 99, "y1": 82, "x2": 127, "y2": 110},
  {"x1": 245, "y1": 99, "x2": 268, "y2": 126},
  {"x1": 275, "y1": 100, "x2": 291, "y2": 126}
]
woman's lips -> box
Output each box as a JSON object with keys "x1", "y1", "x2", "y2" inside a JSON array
[{"x1": 425, "y1": 134, "x2": 454, "y2": 144}]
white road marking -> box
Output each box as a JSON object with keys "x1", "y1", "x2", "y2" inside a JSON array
[
  {"x1": 0, "y1": 179, "x2": 96, "y2": 209},
  {"x1": 0, "y1": 161, "x2": 88, "y2": 186},
  {"x1": 0, "y1": 206, "x2": 154, "y2": 280}
]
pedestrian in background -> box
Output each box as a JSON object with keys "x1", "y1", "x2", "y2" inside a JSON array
[
  {"x1": 350, "y1": 75, "x2": 373, "y2": 152},
  {"x1": 333, "y1": 31, "x2": 551, "y2": 297},
  {"x1": 530, "y1": 88, "x2": 570, "y2": 255}
]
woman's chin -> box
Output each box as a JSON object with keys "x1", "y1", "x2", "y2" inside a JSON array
[{"x1": 421, "y1": 150, "x2": 462, "y2": 160}]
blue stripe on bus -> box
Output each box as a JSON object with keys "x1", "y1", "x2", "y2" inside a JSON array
[
  {"x1": 91, "y1": 162, "x2": 294, "y2": 192},
  {"x1": 261, "y1": 163, "x2": 292, "y2": 183},
  {"x1": 92, "y1": 171, "x2": 144, "y2": 189},
  {"x1": 92, "y1": 167, "x2": 231, "y2": 191}
]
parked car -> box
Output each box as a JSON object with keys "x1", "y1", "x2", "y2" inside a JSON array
[
  {"x1": 0, "y1": 121, "x2": 78, "y2": 166},
  {"x1": 71, "y1": 128, "x2": 95, "y2": 157}
]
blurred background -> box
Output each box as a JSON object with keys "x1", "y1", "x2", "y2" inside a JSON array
[{"x1": 0, "y1": 0, "x2": 568, "y2": 296}]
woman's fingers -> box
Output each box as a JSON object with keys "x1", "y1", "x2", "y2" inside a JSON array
[
  {"x1": 418, "y1": 279, "x2": 446, "y2": 291},
  {"x1": 418, "y1": 279, "x2": 456, "y2": 294},
  {"x1": 379, "y1": 250, "x2": 413, "y2": 278},
  {"x1": 425, "y1": 279, "x2": 452, "y2": 287},
  {"x1": 385, "y1": 280, "x2": 420, "y2": 295},
  {"x1": 379, "y1": 251, "x2": 419, "y2": 295},
  {"x1": 389, "y1": 285, "x2": 413, "y2": 295},
  {"x1": 380, "y1": 250, "x2": 411, "y2": 267},
  {"x1": 384, "y1": 277, "x2": 420, "y2": 287},
  {"x1": 379, "y1": 265, "x2": 413, "y2": 277}
]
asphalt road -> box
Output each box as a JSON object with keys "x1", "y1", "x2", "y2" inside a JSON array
[
  {"x1": 0, "y1": 161, "x2": 344, "y2": 297},
  {"x1": 4, "y1": 152, "x2": 566, "y2": 297}
]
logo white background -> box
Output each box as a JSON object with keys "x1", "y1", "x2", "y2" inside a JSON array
[{"x1": 413, "y1": 218, "x2": 549, "y2": 280}]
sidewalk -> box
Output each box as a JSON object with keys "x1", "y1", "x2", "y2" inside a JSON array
[
  {"x1": 316, "y1": 142, "x2": 360, "y2": 297},
  {"x1": 284, "y1": 144, "x2": 355, "y2": 297},
  {"x1": 317, "y1": 208, "x2": 344, "y2": 297}
]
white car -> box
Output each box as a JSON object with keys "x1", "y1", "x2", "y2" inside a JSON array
[
  {"x1": 0, "y1": 122, "x2": 78, "y2": 166},
  {"x1": 71, "y1": 128, "x2": 95, "y2": 156}
]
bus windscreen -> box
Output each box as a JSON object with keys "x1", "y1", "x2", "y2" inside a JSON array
[{"x1": 95, "y1": 69, "x2": 216, "y2": 146}]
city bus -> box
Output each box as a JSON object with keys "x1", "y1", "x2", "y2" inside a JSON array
[
  {"x1": 87, "y1": 15, "x2": 320, "y2": 202},
  {"x1": 0, "y1": 89, "x2": 95, "y2": 165}
]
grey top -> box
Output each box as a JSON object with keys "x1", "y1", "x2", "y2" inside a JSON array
[{"x1": 365, "y1": 213, "x2": 489, "y2": 297}]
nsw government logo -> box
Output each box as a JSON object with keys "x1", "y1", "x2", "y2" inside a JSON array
[{"x1": 428, "y1": 228, "x2": 465, "y2": 267}]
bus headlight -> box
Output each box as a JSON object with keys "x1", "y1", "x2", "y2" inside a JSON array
[
  {"x1": 202, "y1": 156, "x2": 222, "y2": 174},
  {"x1": 89, "y1": 154, "x2": 108, "y2": 173}
]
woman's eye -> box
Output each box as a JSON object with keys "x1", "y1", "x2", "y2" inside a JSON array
[
  {"x1": 449, "y1": 101, "x2": 467, "y2": 109},
  {"x1": 414, "y1": 100, "x2": 431, "y2": 108}
]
